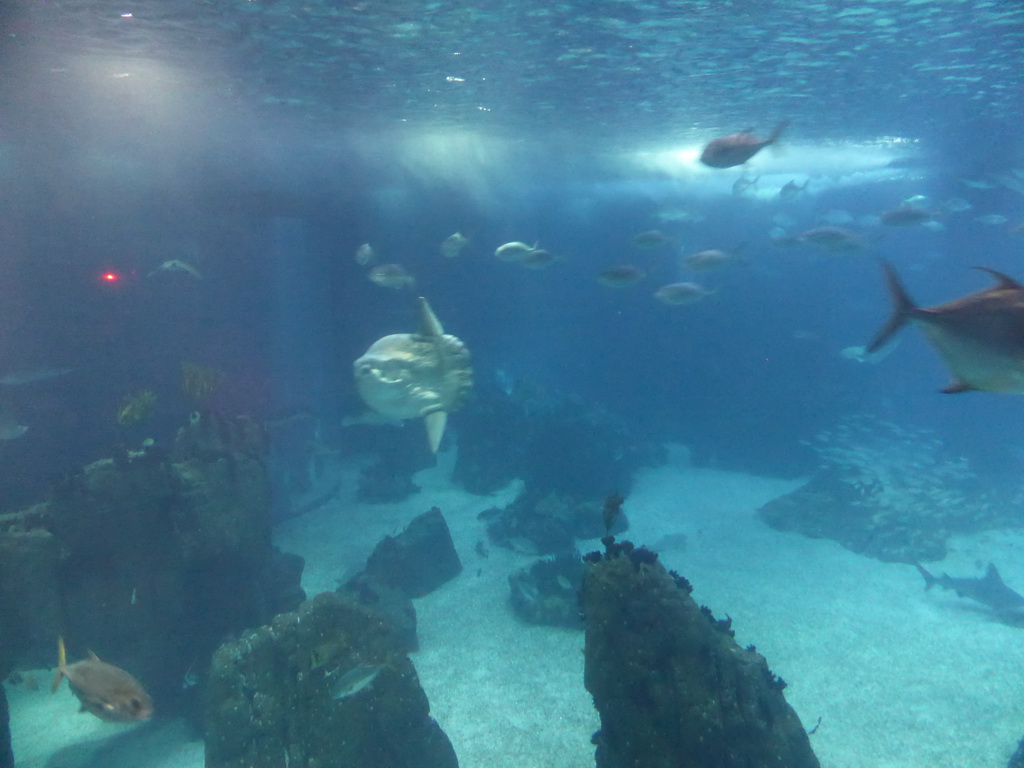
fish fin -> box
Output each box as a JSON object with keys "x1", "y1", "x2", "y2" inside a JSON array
[
  {"x1": 52, "y1": 636, "x2": 67, "y2": 693},
  {"x1": 983, "y1": 562, "x2": 1005, "y2": 585},
  {"x1": 974, "y1": 267, "x2": 1024, "y2": 291},
  {"x1": 941, "y1": 380, "x2": 976, "y2": 394},
  {"x1": 866, "y1": 261, "x2": 917, "y2": 353},
  {"x1": 87, "y1": 650, "x2": 100, "y2": 661},
  {"x1": 424, "y1": 410, "x2": 447, "y2": 454},
  {"x1": 416, "y1": 297, "x2": 444, "y2": 337},
  {"x1": 915, "y1": 562, "x2": 937, "y2": 590},
  {"x1": 768, "y1": 120, "x2": 790, "y2": 144}
]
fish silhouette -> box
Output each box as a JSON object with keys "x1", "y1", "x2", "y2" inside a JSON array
[
  {"x1": 915, "y1": 563, "x2": 1024, "y2": 621},
  {"x1": 868, "y1": 262, "x2": 1024, "y2": 393}
]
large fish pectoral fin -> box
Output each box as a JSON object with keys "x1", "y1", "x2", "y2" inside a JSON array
[{"x1": 424, "y1": 410, "x2": 447, "y2": 453}]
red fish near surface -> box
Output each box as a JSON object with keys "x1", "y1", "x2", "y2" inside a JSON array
[
  {"x1": 52, "y1": 637, "x2": 153, "y2": 722},
  {"x1": 699, "y1": 121, "x2": 789, "y2": 168}
]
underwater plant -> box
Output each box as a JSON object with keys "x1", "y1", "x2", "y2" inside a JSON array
[
  {"x1": 116, "y1": 389, "x2": 157, "y2": 426},
  {"x1": 181, "y1": 361, "x2": 225, "y2": 403}
]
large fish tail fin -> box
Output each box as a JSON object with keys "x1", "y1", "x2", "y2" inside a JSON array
[
  {"x1": 52, "y1": 636, "x2": 67, "y2": 693},
  {"x1": 768, "y1": 120, "x2": 790, "y2": 144},
  {"x1": 915, "y1": 563, "x2": 938, "y2": 590},
  {"x1": 867, "y1": 261, "x2": 917, "y2": 353}
]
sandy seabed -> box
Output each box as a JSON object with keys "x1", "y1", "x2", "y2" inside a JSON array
[{"x1": 7, "y1": 444, "x2": 1024, "y2": 768}]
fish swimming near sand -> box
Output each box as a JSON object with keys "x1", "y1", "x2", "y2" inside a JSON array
[
  {"x1": 330, "y1": 664, "x2": 383, "y2": 700},
  {"x1": 354, "y1": 297, "x2": 472, "y2": 452},
  {"x1": 867, "y1": 262, "x2": 1024, "y2": 393},
  {"x1": 52, "y1": 637, "x2": 153, "y2": 722},
  {"x1": 699, "y1": 121, "x2": 789, "y2": 169},
  {"x1": 915, "y1": 563, "x2": 1024, "y2": 622}
]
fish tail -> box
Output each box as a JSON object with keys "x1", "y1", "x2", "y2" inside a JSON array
[
  {"x1": 769, "y1": 120, "x2": 790, "y2": 144},
  {"x1": 915, "y1": 563, "x2": 937, "y2": 590},
  {"x1": 867, "y1": 261, "x2": 917, "y2": 353},
  {"x1": 52, "y1": 636, "x2": 67, "y2": 693}
]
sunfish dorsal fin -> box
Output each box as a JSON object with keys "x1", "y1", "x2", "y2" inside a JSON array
[
  {"x1": 974, "y1": 267, "x2": 1024, "y2": 291},
  {"x1": 424, "y1": 410, "x2": 447, "y2": 453},
  {"x1": 416, "y1": 297, "x2": 444, "y2": 337}
]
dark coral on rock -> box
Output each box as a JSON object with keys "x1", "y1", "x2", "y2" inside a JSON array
[
  {"x1": 361, "y1": 507, "x2": 462, "y2": 599},
  {"x1": 487, "y1": 488, "x2": 629, "y2": 555},
  {"x1": 508, "y1": 552, "x2": 584, "y2": 628},
  {"x1": 1010, "y1": 736, "x2": 1024, "y2": 768},
  {"x1": 453, "y1": 386, "x2": 665, "y2": 498},
  {"x1": 582, "y1": 539, "x2": 820, "y2": 768},
  {"x1": 0, "y1": 412, "x2": 305, "y2": 721},
  {"x1": 205, "y1": 591, "x2": 457, "y2": 768}
]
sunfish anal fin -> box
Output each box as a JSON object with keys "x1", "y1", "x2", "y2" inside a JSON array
[{"x1": 424, "y1": 410, "x2": 447, "y2": 453}]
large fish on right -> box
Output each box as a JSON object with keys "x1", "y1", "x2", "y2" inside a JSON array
[{"x1": 868, "y1": 261, "x2": 1024, "y2": 393}]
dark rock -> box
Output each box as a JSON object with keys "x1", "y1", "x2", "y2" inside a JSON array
[
  {"x1": 205, "y1": 591, "x2": 457, "y2": 768},
  {"x1": 265, "y1": 410, "x2": 340, "y2": 522},
  {"x1": 363, "y1": 507, "x2": 462, "y2": 598},
  {"x1": 0, "y1": 685, "x2": 11, "y2": 768},
  {"x1": 582, "y1": 539, "x2": 820, "y2": 768},
  {"x1": 487, "y1": 489, "x2": 628, "y2": 556},
  {"x1": 454, "y1": 387, "x2": 666, "y2": 498},
  {"x1": 508, "y1": 552, "x2": 584, "y2": 628},
  {"x1": 342, "y1": 572, "x2": 418, "y2": 652},
  {"x1": 356, "y1": 431, "x2": 434, "y2": 504},
  {"x1": 1, "y1": 412, "x2": 305, "y2": 723},
  {"x1": 0, "y1": 506, "x2": 61, "y2": 668},
  {"x1": 357, "y1": 459, "x2": 422, "y2": 503},
  {"x1": 1010, "y1": 737, "x2": 1024, "y2": 768}
]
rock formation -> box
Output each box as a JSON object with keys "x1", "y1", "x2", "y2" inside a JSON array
[
  {"x1": 205, "y1": 590, "x2": 457, "y2": 768},
  {"x1": 582, "y1": 538, "x2": 820, "y2": 768}
]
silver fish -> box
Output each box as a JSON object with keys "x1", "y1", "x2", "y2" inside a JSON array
[{"x1": 330, "y1": 664, "x2": 382, "y2": 700}]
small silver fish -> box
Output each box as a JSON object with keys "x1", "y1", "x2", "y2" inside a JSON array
[
  {"x1": 148, "y1": 260, "x2": 202, "y2": 279},
  {"x1": 355, "y1": 243, "x2": 376, "y2": 266},
  {"x1": 653, "y1": 282, "x2": 714, "y2": 306},
  {"x1": 494, "y1": 241, "x2": 536, "y2": 262},
  {"x1": 440, "y1": 232, "x2": 470, "y2": 258},
  {"x1": 367, "y1": 264, "x2": 415, "y2": 290},
  {"x1": 330, "y1": 664, "x2": 382, "y2": 700}
]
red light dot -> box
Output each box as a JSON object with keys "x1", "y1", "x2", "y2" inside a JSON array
[{"x1": 102, "y1": 272, "x2": 120, "y2": 282}]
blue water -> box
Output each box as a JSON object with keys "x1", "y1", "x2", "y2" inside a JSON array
[{"x1": 0, "y1": 1, "x2": 1021, "y2": 503}]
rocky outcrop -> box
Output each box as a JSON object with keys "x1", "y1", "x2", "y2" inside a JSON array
[
  {"x1": 0, "y1": 412, "x2": 304, "y2": 719},
  {"x1": 0, "y1": 684, "x2": 11, "y2": 768},
  {"x1": 582, "y1": 538, "x2": 820, "y2": 768},
  {"x1": 205, "y1": 591, "x2": 457, "y2": 768},
  {"x1": 1009, "y1": 737, "x2": 1024, "y2": 768},
  {"x1": 362, "y1": 507, "x2": 462, "y2": 598}
]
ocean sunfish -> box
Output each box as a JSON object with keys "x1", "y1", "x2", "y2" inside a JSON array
[{"x1": 354, "y1": 297, "x2": 473, "y2": 452}]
